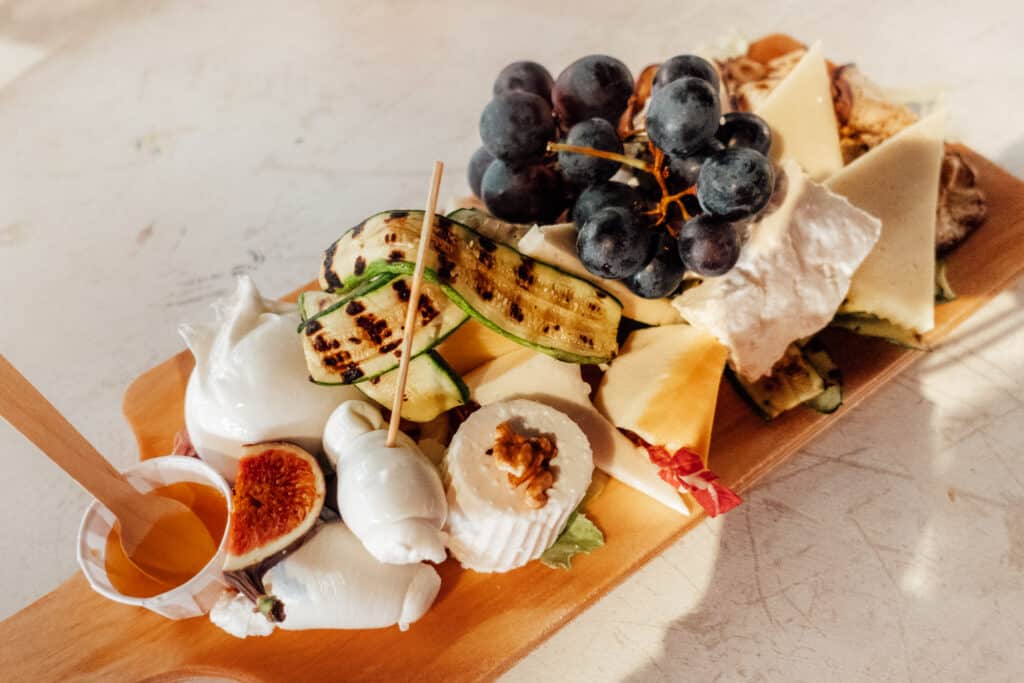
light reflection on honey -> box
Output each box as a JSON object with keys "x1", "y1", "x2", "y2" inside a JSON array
[{"x1": 104, "y1": 482, "x2": 227, "y2": 598}]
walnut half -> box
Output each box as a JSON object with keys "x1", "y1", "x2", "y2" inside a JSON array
[{"x1": 490, "y1": 422, "x2": 557, "y2": 509}]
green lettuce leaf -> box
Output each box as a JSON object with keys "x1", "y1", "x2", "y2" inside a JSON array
[{"x1": 539, "y1": 512, "x2": 604, "y2": 569}]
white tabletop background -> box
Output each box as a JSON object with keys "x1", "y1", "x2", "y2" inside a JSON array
[{"x1": 2, "y1": 1, "x2": 1023, "y2": 680}]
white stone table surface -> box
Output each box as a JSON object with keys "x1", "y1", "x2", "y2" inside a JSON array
[{"x1": 1, "y1": 1, "x2": 1023, "y2": 680}]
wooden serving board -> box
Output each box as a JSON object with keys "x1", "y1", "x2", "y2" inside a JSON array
[{"x1": 2, "y1": 147, "x2": 1022, "y2": 682}]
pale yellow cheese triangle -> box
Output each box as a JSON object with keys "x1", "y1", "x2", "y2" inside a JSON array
[
  {"x1": 826, "y1": 112, "x2": 945, "y2": 333},
  {"x1": 595, "y1": 324, "x2": 727, "y2": 460},
  {"x1": 755, "y1": 42, "x2": 843, "y2": 181}
]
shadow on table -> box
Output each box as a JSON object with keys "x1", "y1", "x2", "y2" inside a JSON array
[{"x1": 623, "y1": 282, "x2": 1024, "y2": 681}]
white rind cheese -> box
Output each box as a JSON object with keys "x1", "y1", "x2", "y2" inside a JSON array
[
  {"x1": 826, "y1": 111, "x2": 945, "y2": 334},
  {"x1": 323, "y1": 401, "x2": 448, "y2": 565},
  {"x1": 444, "y1": 399, "x2": 593, "y2": 572},
  {"x1": 673, "y1": 160, "x2": 882, "y2": 380},
  {"x1": 466, "y1": 349, "x2": 689, "y2": 515},
  {"x1": 518, "y1": 223, "x2": 682, "y2": 326},
  {"x1": 754, "y1": 42, "x2": 844, "y2": 181}
]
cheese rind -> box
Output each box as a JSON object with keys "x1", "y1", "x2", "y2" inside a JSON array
[
  {"x1": 826, "y1": 112, "x2": 945, "y2": 333},
  {"x1": 673, "y1": 160, "x2": 882, "y2": 380},
  {"x1": 754, "y1": 42, "x2": 843, "y2": 181},
  {"x1": 444, "y1": 399, "x2": 593, "y2": 572},
  {"x1": 595, "y1": 325, "x2": 727, "y2": 458},
  {"x1": 518, "y1": 223, "x2": 682, "y2": 326},
  {"x1": 465, "y1": 349, "x2": 690, "y2": 515}
]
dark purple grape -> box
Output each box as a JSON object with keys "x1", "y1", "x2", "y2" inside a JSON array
[
  {"x1": 558, "y1": 118, "x2": 624, "y2": 185},
  {"x1": 468, "y1": 146, "x2": 495, "y2": 198},
  {"x1": 645, "y1": 77, "x2": 720, "y2": 158},
  {"x1": 697, "y1": 147, "x2": 774, "y2": 219},
  {"x1": 576, "y1": 207, "x2": 654, "y2": 279},
  {"x1": 624, "y1": 232, "x2": 686, "y2": 298},
  {"x1": 652, "y1": 54, "x2": 720, "y2": 94},
  {"x1": 480, "y1": 91, "x2": 555, "y2": 165},
  {"x1": 664, "y1": 139, "x2": 724, "y2": 192},
  {"x1": 572, "y1": 181, "x2": 643, "y2": 226},
  {"x1": 493, "y1": 61, "x2": 554, "y2": 101},
  {"x1": 716, "y1": 112, "x2": 772, "y2": 156},
  {"x1": 677, "y1": 214, "x2": 741, "y2": 276},
  {"x1": 552, "y1": 55, "x2": 634, "y2": 128},
  {"x1": 481, "y1": 161, "x2": 566, "y2": 223}
]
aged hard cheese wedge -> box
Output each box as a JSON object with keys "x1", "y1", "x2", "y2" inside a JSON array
[
  {"x1": 754, "y1": 42, "x2": 843, "y2": 181},
  {"x1": 674, "y1": 160, "x2": 881, "y2": 380},
  {"x1": 434, "y1": 319, "x2": 523, "y2": 375},
  {"x1": 827, "y1": 112, "x2": 945, "y2": 334},
  {"x1": 518, "y1": 223, "x2": 682, "y2": 325},
  {"x1": 444, "y1": 399, "x2": 593, "y2": 572},
  {"x1": 465, "y1": 349, "x2": 689, "y2": 515},
  {"x1": 595, "y1": 325, "x2": 727, "y2": 459}
]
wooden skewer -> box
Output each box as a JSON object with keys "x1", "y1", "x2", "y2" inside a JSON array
[{"x1": 387, "y1": 161, "x2": 444, "y2": 447}]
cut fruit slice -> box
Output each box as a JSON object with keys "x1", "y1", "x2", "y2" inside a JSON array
[
  {"x1": 518, "y1": 222, "x2": 682, "y2": 326},
  {"x1": 727, "y1": 344, "x2": 825, "y2": 420},
  {"x1": 320, "y1": 210, "x2": 622, "y2": 364},
  {"x1": 464, "y1": 348, "x2": 690, "y2": 515},
  {"x1": 595, "y1": 324, "x2": 728, "y2": 460},
  {"x1": 827, "y1": 112, "x2": 945, "y2": 334},
  {"x1": 434, "y1": 319, "x2": 524, "y2": 375},
  {"x1": 356, "y1": 351, "x2": 469, "y2": 422},
  {"x1": 753, "y1": 42, "x2": 843, "y2": 181},
  {"x1": 224, "y1": 442, "x2": 326, "y2": 572},
  {"x1": 299, "y1": 275, "x2": 468, "y2": 385}
]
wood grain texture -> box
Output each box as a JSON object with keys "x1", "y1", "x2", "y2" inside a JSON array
[{"x1": 1, "y1": 146, "x2": 1021, "y2": 683}]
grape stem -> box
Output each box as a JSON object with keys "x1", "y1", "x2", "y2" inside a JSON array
[{"x1": 546, "y1": 142, "x2": 653, "y2": 173}]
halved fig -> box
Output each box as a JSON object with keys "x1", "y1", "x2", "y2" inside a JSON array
[
  {"x1": 223, "y1": 441, "x2": 326, "y2": 572},
  {"x1": 936, "y1": 146, "x2": 987, "y2": 254}
]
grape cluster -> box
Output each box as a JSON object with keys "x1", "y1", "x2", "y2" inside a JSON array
[{"x1": 468, "y1": 54, "x2": 776, "y2": 298}]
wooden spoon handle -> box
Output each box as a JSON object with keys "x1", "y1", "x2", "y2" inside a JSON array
[{"x1": 0, "y1": 354, "x2": 141, "y2": 516}]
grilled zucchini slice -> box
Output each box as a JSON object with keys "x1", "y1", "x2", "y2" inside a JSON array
[
  {"x1": 830, "y1": 313, "x2": 926, "y2": 349},
  {"x1": 320, "y1": 210, "x2": 622, "y2": 364},
  {"x1": 799, "y1": 339, "x2": 843, "y2": 414},
  {"x1": 445, "y1": 208, "x2": 533, "y2": 246},
  {"x1": 299, "y1": 275, "x2": 468, "y2": 385},
  {"x1": 935, "y1": 259, "x2": 956, "y2": 303},
  {"x1": 728, "y1": 345, "x2": 825, "y2": 420},
  {"x1": 356, "y1": 350, "x2": 469, "y2": 422}
]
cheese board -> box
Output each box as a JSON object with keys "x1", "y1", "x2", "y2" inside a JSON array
[{"x1": 1, "y1": 145, "x2": 1022, "y2": 682}]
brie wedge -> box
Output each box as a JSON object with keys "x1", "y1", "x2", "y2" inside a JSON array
[
  {"x1": 323, "y1": 401, "x2": 447, "y2": 565},
  {"x1": 444, "y1": 399, "x2": 593, "y2": 572},
  {"x1": 518, "y1": 223, "x2": 682, "y2": 326},
  {"x1": 827, "y1": 112, "x2": 945, "y2": 333},
  {"x1": 465, "y1": 348, "x2": 689, "y2": 515},
  {"x1": 673, "y1": 159, "x2": 882, "y2": 380},
  {"x1": 754, "y1": 42, "x2": 843, "y2": 181},
  {"x1": 209, "y1": 523, "x2": 441, "y2": 637}
]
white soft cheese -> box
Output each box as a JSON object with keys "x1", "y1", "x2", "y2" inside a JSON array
[
  {"x1": 465, "y1": 349, "x2": 689, "y2": 515},
  {"x1": 180, "y1": 276, "x2": 359, "y2": 481},
  {"x1": 209, "y1": 524, "x2": 440, "y2": 637},
  {"x1": 444, "y1": 399, "x2": 593, "y2": 572},
  {"x1": 673, "y1": 159, "x2": 882, "y2": 380},
  {"x1": 518, "y1": 223, "x2": 682, "y2": 326},
  {"x1": 323, "y1": 400, "x2": 447, "y2": 565},
  {"x1": 754, "y1": 42, "x2": 844, "y2": 181},
  {"x1": 827, "y1": 112, "x2": 945, "y2": 334}
]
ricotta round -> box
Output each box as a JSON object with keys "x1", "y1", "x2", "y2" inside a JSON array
[{"x1": 444, "y1": 399, "x2": 593, "y2": 573}]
